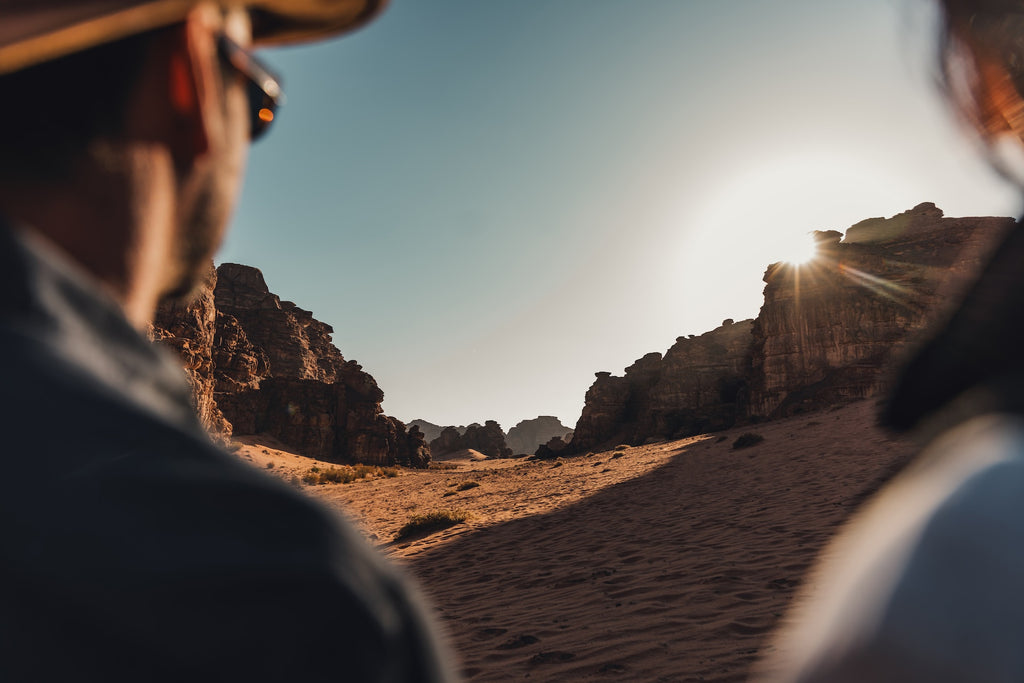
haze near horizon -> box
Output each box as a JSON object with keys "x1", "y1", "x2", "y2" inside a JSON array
[{"x1": 219, "y1": 0, "x2": 1022, "y2": 431}]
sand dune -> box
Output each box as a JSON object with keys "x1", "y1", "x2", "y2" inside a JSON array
[{"x1": 237, "y1": 400, "x2": 916, "y2": 681}]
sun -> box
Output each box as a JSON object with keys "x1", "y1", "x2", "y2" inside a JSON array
[{"x1": 778, "y1": 232, "x2": 820, "y2": 266}]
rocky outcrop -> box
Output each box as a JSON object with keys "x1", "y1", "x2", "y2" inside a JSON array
[
  {"x1": 533, "y1": 435, "x2": 570, "y2": 459},
  {"x1": 569, "y1": 320, "x2": 754, "y2": 453},
  {"x1": 505, "y1": 416, "x2": 574, "y2": 455},
  {"x1": 151, "y1": 265, "x2": 231, "y2": 435},
  {"x1": 429, "y1": 420, "x2": 512, "y2": 458},
  {"x1": 747, "y1": 203, "x2": 1010, "y2": 417},
  {"x1": 567, "y1": 203, "x2": 1011, "y2": 452},
  {"x1": 153, "y1": 263, "x2": 429, "y2": 467},
  {"x1": 214, "y1": 263, "x2": 346, "y2": 383}
]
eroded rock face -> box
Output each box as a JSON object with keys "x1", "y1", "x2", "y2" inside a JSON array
[
  {"x1": 506, "y1": 416, "x2": 574, "y2": 455},
  {"x1": 747, "y1": 203, "x2": 1010, "y2": 417},
  {"x1": 153, "y1": 262, "x2": 429, "y2": 467},
  {"x1": 151, "y1": 265, "x2": 231, "y2": 436},
  {"x1": 568, "y1": 321, "x2": 754, "y2": 452},
  {"x1": 214, "y1": 263, "x2": 346, "y2": 384},
  {"x1": 567, "y1": 204, "x2": 1011, "y2": 451}
]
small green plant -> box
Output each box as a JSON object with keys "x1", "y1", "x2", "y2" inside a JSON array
[
  {"x1": 394, "y1": 509, "x2": 469, "y2": 541},
  {"x1": 456, "y1": 481, "x2": 480, "y2": 491},
  {"x1": 732, "y1": 432, "x2": 765, "y2": 450}
]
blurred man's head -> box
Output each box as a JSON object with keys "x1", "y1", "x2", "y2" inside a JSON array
[
  {"x1": 937, "y1": 1, "x2": 1024, "y2": 160},
  {"x1": 0, "y1": 0, "x2": 383, "y2": 321}
]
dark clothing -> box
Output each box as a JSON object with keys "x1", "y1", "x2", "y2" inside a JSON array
[
  {"x1": 759, "y1": 221, "x2": 1024, "y2": 682},
  {"x1": 0, "y1": 217, "x2": 452, "y2": 682}
]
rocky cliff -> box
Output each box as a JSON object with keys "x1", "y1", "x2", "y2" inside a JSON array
[
  {"x1": 747, "y1": 203, "x2": 1010, "y2": 417},
  {"x1": 569, "y1": 320, "x2": 754, "y2": 452},
  {"x1": 567, "y1": 203, "x2": 1012, "y2": 452},
  {"x1": 505, "y1": 416, "x2": 574, "y2": 455},
  {"x1": 150, "y1": 265, "x2": 231, "y2": 435},
  {"x1": 153, "y1": 264, "x2": 429, "y2": 467}
]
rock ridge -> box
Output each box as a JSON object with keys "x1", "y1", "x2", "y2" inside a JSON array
[{"x1": 566, "y1": 203, "x2": 1012, "y2": 453}]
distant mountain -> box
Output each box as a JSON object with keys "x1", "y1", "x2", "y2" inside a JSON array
[
  {"x1": 409, "y1": 419, "x2": 445, "y2": 443},
  {"x1": 429, "y1": 421, "x2": 511, "y2": 458},
  {"x1": 506, "y1": 416, "x2": 574, "y2": 455}
]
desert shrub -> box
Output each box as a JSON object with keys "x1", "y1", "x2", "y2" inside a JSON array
[
  {"x1": 265, "y1": 461, "x2": 275, "y2": 469},
  {"x1": 456, "y1": 481, "x2": 480, "y2": 491},
  {"x1": 428, "y1": 462, "x2": 459, "y2": 470},
  {"x1": 732, "y1": 432, "x2": 765, "y2": 450},
  {"x1": 319, "y1": 468, "x2": 349, "y2": 484},
  {"x1": 302, "y1": 465, "x2": 394, "y2": 485},
  {"x1": 395, "y1": 509, "x2": 468, "y2": 541}
]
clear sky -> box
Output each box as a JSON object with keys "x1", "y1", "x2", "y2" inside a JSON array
[{"x1": 219, "y1": 0, "x2": 1022, "y2": 431}]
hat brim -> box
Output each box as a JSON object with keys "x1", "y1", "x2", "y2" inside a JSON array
[{"x1": 0, "y1": 0, "x2": 386, "y2": 76}]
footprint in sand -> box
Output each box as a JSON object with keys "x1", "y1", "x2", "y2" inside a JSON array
[
  {"x1": 530, "y1": 651, "x2": 576, "y2": 665},
  {"x1": 472, "y1": 627, "x2": 508, "y2": 641},
  {"x1": 496, "y1": 634, "x2": 539, "y2": 650}
]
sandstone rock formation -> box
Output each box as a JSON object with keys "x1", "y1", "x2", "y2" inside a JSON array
[
  {"x1": 214, "y1": 263, "x2": 346, "y2": 383},
  {"x1": 505, "y1": 416, "x2": 574, "y2": 455},
  {"x1": 747, "y1": 203, "x2": 1010, "y2": 417},
  {"x1": 153, "y1": 263, "x2": 429, "y2": 467},
  {"x1": 567, "y1": 203, "x2": 1011, "y2": 452},
  {"x1": 569, "y1": 320, "x2": 754, "y2": 453},
  {"x1": 429, "y1": 420, "x2": 512, "y2": 458},
  {"x1": 151, "y1": 265, "x2": 231, "y2": 435}
]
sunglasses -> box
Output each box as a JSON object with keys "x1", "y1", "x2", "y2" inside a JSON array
[{"x1": 217, "y1": 35, "x2": 284, "y2": 141}]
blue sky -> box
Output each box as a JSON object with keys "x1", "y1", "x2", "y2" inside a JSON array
[{"x1": 220, "y1": 0, "x2": 1021, "y2": 430}]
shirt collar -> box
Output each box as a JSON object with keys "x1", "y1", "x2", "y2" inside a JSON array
[{"x1": 0, "y1": 215, "x2": 200, "y2": 432}]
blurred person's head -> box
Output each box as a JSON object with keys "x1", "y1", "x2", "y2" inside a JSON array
[
  {"x1": 0, "y1": 1, "x2": 382, "y2": 324},
  {"x1": 937, "y1": 0, "x2": 1024, "y2": 170}
]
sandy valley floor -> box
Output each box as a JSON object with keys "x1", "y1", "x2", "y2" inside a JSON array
[{"x1": 235, "y1": 400, "x2": 917, "y2": 682}]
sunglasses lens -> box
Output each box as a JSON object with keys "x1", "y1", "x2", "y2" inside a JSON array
[{"x1": 248, "y1": 82, "x2": 273, "y2": 140}]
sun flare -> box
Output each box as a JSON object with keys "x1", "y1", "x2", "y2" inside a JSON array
[{"x1": 779, "y1": 232, "x2": 819, "y2": 266}]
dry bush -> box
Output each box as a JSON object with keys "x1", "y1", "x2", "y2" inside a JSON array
[
  {"x1": 302, "y1": 464, "x2": 398, "y2": 485},
  {"x1": 395, "y1": 509, "x2": 469, "y2": 541}
]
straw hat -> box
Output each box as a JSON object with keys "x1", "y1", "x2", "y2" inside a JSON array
[{"x1": 0, "y1": 0, "x2": 387, "y2": 76}]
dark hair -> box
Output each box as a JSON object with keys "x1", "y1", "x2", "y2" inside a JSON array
[{"x1": 0, "y1": 29, "x2": 160, "y2": 182}]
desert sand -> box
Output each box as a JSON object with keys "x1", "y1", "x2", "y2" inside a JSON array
[{"x1": 235, "y1": 399, "x2": 916, "y2": 682}]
